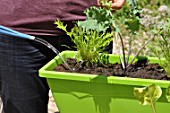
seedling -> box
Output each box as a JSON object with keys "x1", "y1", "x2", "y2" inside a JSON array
[
  {"x1": 134, "y1": 84, "x2": 170, "y2": 113},
  {"x1": 54, "y1": 3, "x2": 115, "y2": 68},
  {"x1": 134, "y1": 84, "x2": 162, "y2": 113}
]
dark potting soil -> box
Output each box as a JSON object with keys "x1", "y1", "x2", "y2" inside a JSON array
[{"x1": 54, "y1": 58, "x2": 170, "y2": 80}]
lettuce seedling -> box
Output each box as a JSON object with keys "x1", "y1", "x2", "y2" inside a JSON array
[
  {"x1": 55, "y1": 20, "x2": 113, "y2": 67},
  {"x1": 54, "y1": 6, "x2": 115, "y2": 67}
]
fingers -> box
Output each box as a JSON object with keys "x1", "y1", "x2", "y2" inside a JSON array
[
  {"x1": 111, "y1": 0, "x2": 126, "y2": 10},
  {"x1": 97, "y1": 0, "x2": 125, "y2": 10},
  {"x1": 97, "y1": 0, "x2": 101, "y2": 6}
]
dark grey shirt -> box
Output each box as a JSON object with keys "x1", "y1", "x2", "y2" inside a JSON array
[{"x1": 0, "y1": 0, "x2": 97, "y2": 36}]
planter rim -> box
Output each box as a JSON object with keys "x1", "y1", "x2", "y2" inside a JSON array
[{"x1": 39, "y1": 51, "x2": 170, "y2": 88}]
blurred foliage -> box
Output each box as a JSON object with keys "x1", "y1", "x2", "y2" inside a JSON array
[
  {"x1": 150, "y1": 18, "x2": 170, "y2": 77},
  {"x1": 138, "y1": 0, "x2": 170, "y2": 9},
  {"x1": 112, "y1": 0, "x2": 170, "y2": 56}
]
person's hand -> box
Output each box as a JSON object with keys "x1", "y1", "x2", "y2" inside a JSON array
[
  {"x1": 97, "y1": 0, "x2": 126, "y2": 10},
  {"x1": 111, "y1": 0, "x2": 126, "y2": 9}
]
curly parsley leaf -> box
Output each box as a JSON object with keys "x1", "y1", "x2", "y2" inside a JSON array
[{"x1": 78, "y1": 6, "x2": 115, "y2": 32}]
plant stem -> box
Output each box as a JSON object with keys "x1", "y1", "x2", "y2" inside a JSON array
[
  {"x1": 150, "y1": 97, "x2": 157, "y2": 113},
  {"x1": 126, "y1": 34, "x2": 156, "y2": 68},
  {"x1": 119, "y1": 47, "x2": 125, "y2": 69},
  {"x1": 118, "y1": 32, "x2": 126, "y2": 70},
  {"x1": 126, "y1": 36, "x2": 132, "y2": 65}
]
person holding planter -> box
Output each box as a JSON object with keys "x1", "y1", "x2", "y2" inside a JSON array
[{"x1": 0, "y1": 0, "x2": 125, "y2": 113}]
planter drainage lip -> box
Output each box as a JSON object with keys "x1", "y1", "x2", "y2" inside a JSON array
[{"x1": 39, "y1": 51, "x2": 170, "y2": 88}]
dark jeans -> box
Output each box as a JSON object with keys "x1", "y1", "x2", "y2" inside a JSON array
[{"x1": 0, "y1": 34, "x2": 73, "y2": 113}]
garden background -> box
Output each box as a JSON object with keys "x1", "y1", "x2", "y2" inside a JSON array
[{"x1": 112, "y1": 0, "x2": 170, "y2": 57}]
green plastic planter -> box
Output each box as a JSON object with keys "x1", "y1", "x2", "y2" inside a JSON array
[{"x1": 39, "y1": 51, "x2": 170, "y2": 113}]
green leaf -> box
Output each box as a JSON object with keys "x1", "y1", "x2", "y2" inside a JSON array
[
  {"x1": 134, "y1": 84, "x2": 162, "y2": 106},
  {"x1": 136, "y1": 56, "x2": 148, "y2": 61},
  {"x1": 125, "y1": 18, "x2": 140, "y2": 32},
  {"x1": 54, "y1": 20, "x2": 67, "y2": 32},
  {"x1": 166, "y1": 85, "x2": 170, "y2": 102},
  {"x1": 78, "y1": 20, "x2": 105, "y2": 32},
  {"x1": 134, "y1": 86, "x2": 147, "y2": 105},
  {"x1": 100, "y1": 0, "x2": 113, "y2": 10},
  {"x1": 78, "y1": 6, "x2": 115, "y2": 32}
]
